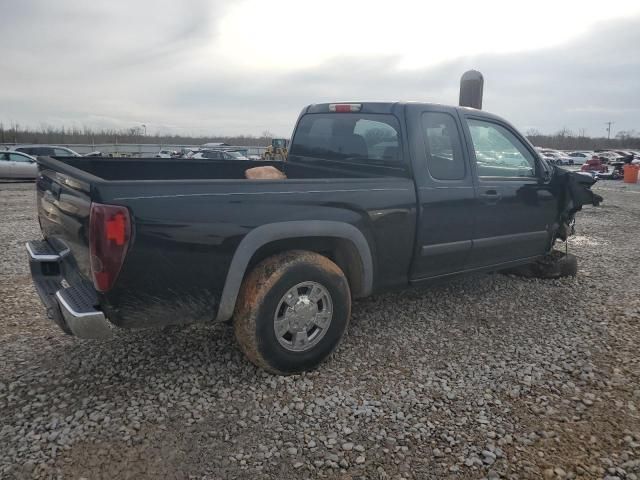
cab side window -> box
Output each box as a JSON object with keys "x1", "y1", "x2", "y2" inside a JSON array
[
  {"x1": 421, "y1": 112, "x2": 465, "y2": 180},
  {"x1": 467, "y1": 119, "x2": 536, "y2": 178}
]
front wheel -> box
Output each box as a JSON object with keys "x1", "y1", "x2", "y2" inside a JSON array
[{"x1": 233, "y1": 250, "x2": 351, "y2": 374}]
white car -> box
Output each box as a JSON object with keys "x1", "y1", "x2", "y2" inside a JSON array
[
  {"x1": 11, "y1": 145, "x2": 81, "y2": 157},
  {"x1": 155, "y1": 149, "x2": 177, "y2": 158},
  {"x1": 538, "y1": 149, "x2": 573, "y2": 165},
  {"x1": 595, "y1": 151, "x2": 624, "y2": 163},
  {"x1": 192, "y1": 150, "x2": 249, "y2": 160},
  {"x1": 566, "y1": 151, "x2": 593, "y2": 165},
  {"x1": 539, "y1": 152, "x2": 560, "y2": 165},
  {"x1": 0, "y1": 150, "x2": 38, "y2": 179}
]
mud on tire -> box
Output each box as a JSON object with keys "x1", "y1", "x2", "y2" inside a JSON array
[{"x1": 233, "y1": 250, "x2": 351, "y2": 375}]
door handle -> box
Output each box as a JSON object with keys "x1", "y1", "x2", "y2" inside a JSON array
[{"x1": 480, "y1": 189, "x2": 501, "y2": 203}]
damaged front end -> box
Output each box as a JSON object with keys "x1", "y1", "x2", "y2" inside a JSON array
[{"x1": 550, "y1": 168, "x2": 603, "y2": 243}]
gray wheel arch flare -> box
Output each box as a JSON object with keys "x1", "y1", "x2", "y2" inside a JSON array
[{"x1": 215, "y1": 221, "x2": 374, "y2": 322}]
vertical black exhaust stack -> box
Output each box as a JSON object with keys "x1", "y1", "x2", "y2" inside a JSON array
[{"x1": 459, "y1": 70, "x2": 484, "y2": 109}]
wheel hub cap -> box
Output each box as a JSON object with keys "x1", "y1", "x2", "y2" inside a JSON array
[{"x1": 274, "y1": 281, "x2": 333, "y2": 352}]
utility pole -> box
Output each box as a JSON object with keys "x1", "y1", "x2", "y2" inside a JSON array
[{"x1": 605, "y1": 121, "x2": 614, "y2": 140}]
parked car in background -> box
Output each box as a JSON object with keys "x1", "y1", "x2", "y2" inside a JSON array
[
  {"x1": 0, "y1": 150, "x2": 37, "y2": 179},
  {"x1": 540, "y1": 152, "x2": 561, "y2": 166},
  {"x1": 192, "y1": 149, "x2": 249, "y2": 160},
  {"x1": 155, "y1": 149, "x2": 179, "y2": 158},
  {"x1": 594, "y1": 151, "x2": 623, "y2": 163},
  {"x1": 11, "y1": 145, "x2": 81, "y2": 157},
  {"x1": 613, "y1": 151, "x2": 635, "y2": 162},
  {"x1": 537, "y1": 148, "x2": 573, "y2": 165},
  {"x1": 566, "y1": 151, "x2": 593, "y2": 165}
]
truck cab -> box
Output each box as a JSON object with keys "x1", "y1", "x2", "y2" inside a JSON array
[{"x1": 291, "y1": 102, "x2": 557, "y2": 277}]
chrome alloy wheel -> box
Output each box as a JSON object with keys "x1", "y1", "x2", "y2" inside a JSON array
[{"x1": 273, "y1": 281, "x2": 333, "y2": 352}]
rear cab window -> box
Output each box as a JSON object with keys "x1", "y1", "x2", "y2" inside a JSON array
[{"x1": 289, "y1": 113, "x2": 402, "y2": 164}]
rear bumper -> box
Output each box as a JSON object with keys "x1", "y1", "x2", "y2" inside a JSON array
[{"x1": 27, "y1": 240, "x2": 114, "y2": 339}]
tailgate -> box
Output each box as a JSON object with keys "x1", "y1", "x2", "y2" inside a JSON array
[{"x1": 36, "y1": 165, "x2": 93, "y2": 280}]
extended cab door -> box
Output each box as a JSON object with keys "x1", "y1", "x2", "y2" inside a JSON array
[
  {"x1": 461, "y1": 114, "x2": 557, "y2": 268},
  {"x1": 407, "y1": 105, "x2": 476, "y2": 280}
]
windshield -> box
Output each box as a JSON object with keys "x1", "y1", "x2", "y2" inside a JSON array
[{"x1": 226, "y1": 151, "x2": 246, "y2": 159}]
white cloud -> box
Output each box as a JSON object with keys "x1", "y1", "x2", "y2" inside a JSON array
[
  {"x1": 214, "y1": 0, "x2": 640, "y2": 70},
  {"x1": 0, "y1": 0, "x2": 638, "y2": 137}
]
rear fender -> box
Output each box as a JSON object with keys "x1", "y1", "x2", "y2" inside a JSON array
[{"x1": 215, "y1": 221, "x2": 373, "y2": 322}]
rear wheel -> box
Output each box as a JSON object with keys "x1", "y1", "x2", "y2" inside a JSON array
[{"x1": 234, "y1": 250, "x2": 351, "y2": 374}]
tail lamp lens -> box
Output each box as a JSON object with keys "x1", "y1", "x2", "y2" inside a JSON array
[{"x1": 89, "y1": 203, "x2": 131, "y2": 292}]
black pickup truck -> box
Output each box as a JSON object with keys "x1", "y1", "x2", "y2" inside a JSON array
[{"x1": 27, "y1": 102, "x2": 600, "y2": 374}]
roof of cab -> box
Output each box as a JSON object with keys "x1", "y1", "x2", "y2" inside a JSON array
[{"x1": 303, "y1": 101, "x2": 504, "y2": 121}]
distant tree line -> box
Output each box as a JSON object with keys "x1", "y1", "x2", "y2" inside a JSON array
[
  {"x1": 525, "y1": 128, "x2": 640, "y2": 150},
  {"x1": 0, "y1": 123, "x2": 276, "y2": 147},
  {"x1": 2, "y1": 122, "x2": 639, "y2": 151}
]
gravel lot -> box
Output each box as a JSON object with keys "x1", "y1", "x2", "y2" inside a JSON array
[{"x1": 1, "y1": 180, "x2": 639, "y2": 480}]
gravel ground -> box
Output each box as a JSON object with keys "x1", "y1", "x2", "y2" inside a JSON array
[{"x1": 1, "y1": 180, "x2": 639, "y2": 480}]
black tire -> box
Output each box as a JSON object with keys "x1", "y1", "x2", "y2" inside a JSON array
[{"x1": 233, "y1": 250, "x2": 351, "y2": 375}]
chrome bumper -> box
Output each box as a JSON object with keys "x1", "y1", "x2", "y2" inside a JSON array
[
  {"x1": 27, "y1": 240, "x2": 114, "y2": 339},
  {"x1": 55, "y1": 289, "x2": 114, "y2": 339}
]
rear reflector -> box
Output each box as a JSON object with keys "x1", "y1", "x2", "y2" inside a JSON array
[
  {"x1": 89, "y1": 203, "x2": 131, "y2": 292},
  {"x1": 329, "y1": 103, "x2": 362, "y2": 112}
]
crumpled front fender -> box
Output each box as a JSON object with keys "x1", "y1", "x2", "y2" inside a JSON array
[{"x1": 550, "y1": 168, "x2": 603, "y2": 242}]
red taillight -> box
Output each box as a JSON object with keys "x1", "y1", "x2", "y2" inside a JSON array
[
  {"x1": 89, "y1": 203, "x2": 131, "y2": 292},
  {"x1": 329, "y1": 103, "x2": 362, "y2": 113}
]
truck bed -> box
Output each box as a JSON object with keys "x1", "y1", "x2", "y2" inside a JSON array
[
  {"x1": 33, "y1": 154, "x2": 418, "y2": 331},
  {"x1": 56, "y1": 157, "x2": 404, "y2": 181}
]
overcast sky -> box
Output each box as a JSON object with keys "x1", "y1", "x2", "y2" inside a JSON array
[{"x1": 1, "y1": 0, "x2": 639, "y2": 137}]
